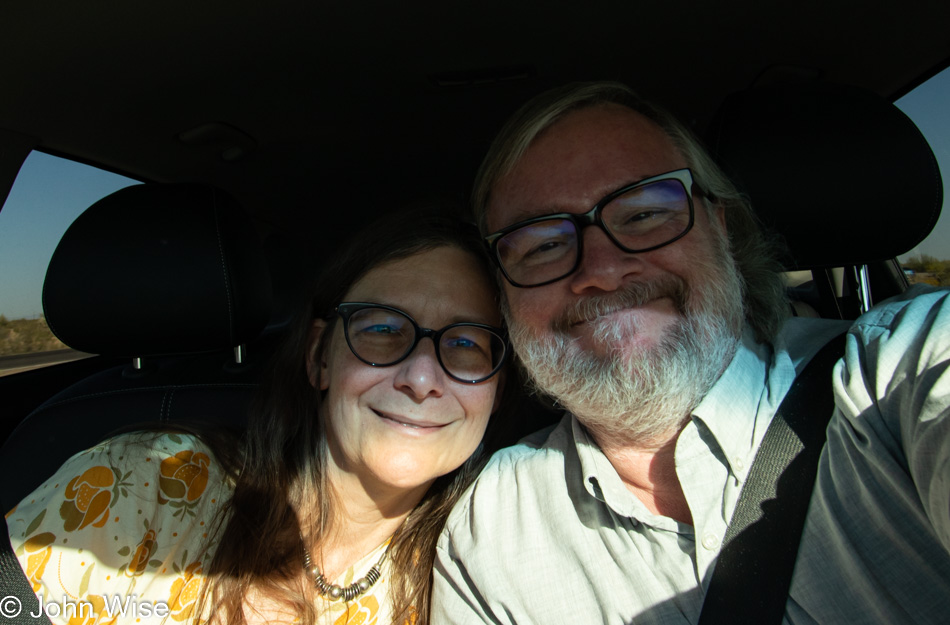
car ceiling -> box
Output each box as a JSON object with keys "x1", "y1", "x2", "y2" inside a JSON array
[{"x1": 2, "y1": 0, "x2": 950, "y2": 253}]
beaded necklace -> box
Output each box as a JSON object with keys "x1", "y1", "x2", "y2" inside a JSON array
[{"x1": 302, "y1": 540, "x2": 389, "y2": 602}]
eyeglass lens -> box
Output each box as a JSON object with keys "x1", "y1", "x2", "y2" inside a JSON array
[
  {"x1": 344, "y1": 306, "x2": 505, "y2": 382},
  {"x1": 496, "y1": 177, "x2": 691, "y2": 286}
]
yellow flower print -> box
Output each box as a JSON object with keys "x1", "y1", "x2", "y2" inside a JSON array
[
  {"x1": 333, "y1": 594, "x2": 379, "y2": 625},
  {"x1": 124, "y1": 528, "x2": 158, "y2": 577},
  {"x1": 168, "y1": 560, "x2": 204, "y2": 622},
  {"x1": 60, "y1": 466, "x2": 114, "y2": 532},
  {"x1": 21, "y1": 532, "x2": 55, "y2": 592},
  {"x1": 159, "y1": 450, "x2": 210, "y2": 519},
  {"x1": 65, "y1": 595, "x2": 118, "y2": 625}
]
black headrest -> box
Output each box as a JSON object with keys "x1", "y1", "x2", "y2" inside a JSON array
[
  {"x1": 707, "y1": 83, "x2": 943, "y2": 269},
  {"x1": 43, "y1": 183, "x2": 273, "y2": 357}
]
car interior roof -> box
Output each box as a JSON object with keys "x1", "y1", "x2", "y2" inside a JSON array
[{"x1": 3, "y1": 1, "x2": 950, "y2": 255}]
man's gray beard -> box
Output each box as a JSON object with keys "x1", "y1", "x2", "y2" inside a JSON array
[{"x1": 506, "y1": 235, "x2": 745, "y2": 447}]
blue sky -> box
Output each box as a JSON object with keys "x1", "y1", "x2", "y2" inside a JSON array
[
  {"x1": 1, "y1": 71, "x2": 949, "y2": 320},
  {"x1": 896, "y1": 67, "x2": 950, "y2": 262},
  {"x1": 0, "y1": 154, "x2": 134, "y2": 319}
]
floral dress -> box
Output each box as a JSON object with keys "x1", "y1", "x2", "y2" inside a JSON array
[{"x1": 6, "y1": 432, "x2": 402, "y2": 625}]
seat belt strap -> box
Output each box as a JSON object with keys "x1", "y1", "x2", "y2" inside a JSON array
[
  {"x1": 698, "y1": 332, "x2": 847, "y2": 625},
  {"x1": 1, "y1": 512, "x2": 52, "y2": 624}
]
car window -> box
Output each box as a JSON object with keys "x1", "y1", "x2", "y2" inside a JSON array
[
  {"x1": 896, "y1": 67, "x2": 950, "y2": 286},
  {"x1": 0, "y1": 152, "x2": 135, "y2": 376}
]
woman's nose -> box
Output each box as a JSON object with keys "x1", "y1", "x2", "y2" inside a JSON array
[{"x1": 393, "y1": 338, "x2": 445, "y2": 400}]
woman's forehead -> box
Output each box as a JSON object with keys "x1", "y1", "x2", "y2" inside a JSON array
[{"x1": 343, "y1": 246, "x2": 501, "y2": 325}]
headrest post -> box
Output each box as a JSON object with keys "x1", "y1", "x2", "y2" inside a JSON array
[
  {"x1": 234, "y1": 345, "x2": 246, "y2": 365},
  {"x1": 856, "y1": 265, "x2": 873, "y2": 314}
]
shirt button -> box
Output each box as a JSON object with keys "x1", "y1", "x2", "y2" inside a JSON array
[
  {"x1": 702, "y1": 533, "x2": 721, "y2": 550},
  {"x1": 734, "y1": 457, "x2": 745, "y2": 473}
]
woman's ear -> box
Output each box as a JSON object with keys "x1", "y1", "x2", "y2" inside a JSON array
[{"x1": 306, "y1": 319, "x2": 329, "y2": 390}]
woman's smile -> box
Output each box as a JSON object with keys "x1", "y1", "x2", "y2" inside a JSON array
[{"x1": 371, "y1": 408, "x2": 450, "y2": 431}]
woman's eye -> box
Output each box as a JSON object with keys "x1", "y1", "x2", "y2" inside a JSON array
[
  {"x1": 360, "y1": 324, "x2": 399, "y2": 335},
  {"x1": 447, "y1": 337, "x2": 477, "y2": 348}
]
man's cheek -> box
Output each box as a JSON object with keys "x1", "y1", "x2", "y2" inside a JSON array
[{"x1": 511, "y1": 294, "x2": 558, "y2": 334}]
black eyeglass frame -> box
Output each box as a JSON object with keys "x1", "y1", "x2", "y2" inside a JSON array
[
  {"x1": 333, "y1": 302, "x2": 509, "y2": 384},
  {"x1": 484, "y1": 168, "x2": 708, "y2": 288}
]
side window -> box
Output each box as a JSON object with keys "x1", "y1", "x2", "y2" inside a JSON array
[
  {"x1": 0, "y1": 152, "x2": 135, "y2": 376},
  {"x1": 897, "y1": 67, "x2": 950, "y2": 286}
]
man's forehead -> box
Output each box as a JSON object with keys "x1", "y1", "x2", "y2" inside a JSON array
[{"x1": 487, "y1": 104, "x2": 685, "y2": 231}]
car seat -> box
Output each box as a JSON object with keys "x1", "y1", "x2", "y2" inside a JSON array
[
  {"x1": 706, "y1": 82, "x2": 943, "y2": 318},
  {"x1": 0, "y1": 183, "x2": 273, "y2": 511}
]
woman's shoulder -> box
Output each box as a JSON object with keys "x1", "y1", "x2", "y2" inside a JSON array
[
  {"x1": 9, "y1": 430, "x2": 233, "y2": 533},
  {"x1": 91, "y1": 429, "x2": 219, "y2": 461},
  {"x1": 6, "y1": 430, "x2": 233, "y2": 621}
]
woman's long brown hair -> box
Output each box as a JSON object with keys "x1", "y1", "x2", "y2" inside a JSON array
[{"x1": 193, "y1": 207, "x2": 523, "y2": 624}]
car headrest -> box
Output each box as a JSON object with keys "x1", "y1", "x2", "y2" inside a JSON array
[
  {"x1": 707, "y1": 82, "x2": 943, "y2": 269},
  {"x1": 43, "y1": 183, "x2": 273, "y2": 357}
]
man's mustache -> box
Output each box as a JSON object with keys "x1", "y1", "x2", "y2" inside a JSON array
[{"x1": 552, "y1": 276, "x2": 688, "y2": 334}]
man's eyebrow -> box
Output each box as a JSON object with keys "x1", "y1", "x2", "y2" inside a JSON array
[{"x1": 498, "y1": 206, "x2": 571, "y2": 227}]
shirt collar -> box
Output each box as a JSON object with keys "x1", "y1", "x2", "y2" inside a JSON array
[
  {"x1": 572, "y1": 417, "x2": 647, "y2": 519},
  {"x1": 689, "y1": 327, "x2": 776, "y2": 476},
  {"x1": 571, "y1": 326, "x2": 777, "y2": 521},
  {"x1": 690, "y1": 318, "x2": 850, "y2": 476},
  {"x1": 567, "y1": 319, "x2": 851, "y2": 524}
]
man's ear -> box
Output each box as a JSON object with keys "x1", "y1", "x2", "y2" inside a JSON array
[
  {"x1": 713, "y1": 201, "x2": 727, "y2": 234},
  {"x1": 306, "y1": 319, "x2": 329, "y2": 390}
]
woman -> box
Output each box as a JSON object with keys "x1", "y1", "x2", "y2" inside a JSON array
[{"x1": 7, "y1": 209, "x2": 515, "y2": 624}]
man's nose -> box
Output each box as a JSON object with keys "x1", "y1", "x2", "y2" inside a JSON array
[
  {"x1": 393, "y1": 338, "x2": 445, "y2": 400},
  {"x1": 567, "y1": 225, "x2": 643, "y2": 294}
]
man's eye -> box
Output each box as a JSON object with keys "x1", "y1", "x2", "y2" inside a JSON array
[
  {"x1": 525, "y1": 240, "x2": 564, "y2": 257},
  {"x1": 626, "y1": 209, "x2": 668, "y2": 223},
  {"x1": 613, "y1": 207, "x2": 677, "y2": 233}
]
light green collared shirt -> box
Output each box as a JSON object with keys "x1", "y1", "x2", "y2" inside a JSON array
[{"x1": 433, "y1": 287, "x2": 950, "y2": 624}]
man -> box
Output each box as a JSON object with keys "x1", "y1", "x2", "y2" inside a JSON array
[{"x1": 432, "y1": 82, "x2": 950, "y2": 623}]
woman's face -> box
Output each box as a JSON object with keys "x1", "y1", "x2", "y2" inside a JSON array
[{"x1": 316, "y1": 245, "x2": 503, "y2": 497}]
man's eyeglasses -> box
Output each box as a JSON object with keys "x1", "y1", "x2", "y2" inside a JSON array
[
  {"x1": 334, "y1": 302, "x2": 508, "y2": 384},
  {"x1": 484, "y1": 168, "x2": 707, "y2": 288}
]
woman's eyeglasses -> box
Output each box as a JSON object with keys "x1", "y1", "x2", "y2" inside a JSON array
[
  {"x1": 333, "y1": 302, "x2": 508, "y2": 384},
  {"x1": 484, "y1": 168, "x2": 706, "y2": 288}
]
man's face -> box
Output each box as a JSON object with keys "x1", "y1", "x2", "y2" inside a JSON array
[{"x1": 486, "y1": 104, "x2": 744, "y2": 444}]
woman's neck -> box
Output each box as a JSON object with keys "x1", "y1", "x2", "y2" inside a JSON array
[{"x1": 300, "y1": 464, "x2": 431, "y2": 580}]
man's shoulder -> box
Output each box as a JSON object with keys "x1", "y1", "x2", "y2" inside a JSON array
[
  {"x1": 838, "y1": 285, "x2": 950, "y2": 385},
  {"x1": 446, "y1": 415, "x2": 576, "y2": 528},
  {"x1": 480, "y1": 414, "x2": 573, "y2": 481},
  {"x1": 775, "y1": 286, "x2": 949, "y2": 372},
  {"x1": 851, "y1": 284, "x2": 949, "y2": 333}
]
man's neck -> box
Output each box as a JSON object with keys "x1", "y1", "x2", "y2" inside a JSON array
[{"x1": 589, "y1": 424, "x2": 693, "y2": 525}]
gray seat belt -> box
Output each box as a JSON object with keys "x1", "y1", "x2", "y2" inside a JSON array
[
  {"x1": 698, "y1": 332, "x2": 847, "y2": 624},
  {"x1": 1, "y1": 512, "x2": 52, "y2": 625}
]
